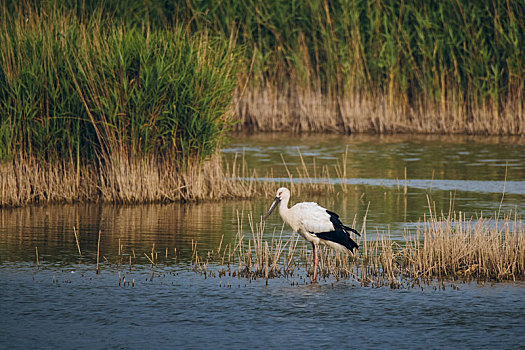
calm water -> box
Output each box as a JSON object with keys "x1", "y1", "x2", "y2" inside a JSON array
[{"x1": 1, "y1": 134, "x2": 524, "y2": 349}]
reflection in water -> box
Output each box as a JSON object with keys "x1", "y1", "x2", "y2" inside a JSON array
[
  {"x1": 0, "y1": 187, "x2": 521, "y2": 265},
  {"x1": 224, "y1": 133, "x2": 525, "y2": 183},
  {"x1": 0, "y1": 202, "x2": 251, "y2": 264}
]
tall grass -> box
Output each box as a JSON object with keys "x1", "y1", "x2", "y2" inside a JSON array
[
  {"x1": 0, "y1": 3, "x2": 238, "y2": 163},
  {"x1": 186, "y1": 0, "x2": 525, "y2": 134},
  {"x1": 0, "y1": 146, "x2": 349, "y2": 206},
  {"x1": 34, "y1": 0, "x2": 523, "y2": 134}
]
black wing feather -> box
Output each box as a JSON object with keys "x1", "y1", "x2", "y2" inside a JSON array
[
  {"x1": 326, "y1": 210, "x2": 361, "y2": 236},
  {"x1": 311, "y1": 210, "x2": 361, "y2": 253},
  {"x1": 315, "y1": 229, "x2": 359, "y2": 253}
]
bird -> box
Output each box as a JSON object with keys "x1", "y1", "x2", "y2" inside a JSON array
[{"x1": 263, "y1": 187, "x2": 360, "y2": 281}]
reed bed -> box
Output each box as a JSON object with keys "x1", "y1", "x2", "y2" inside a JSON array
[
  {"x1": 2, "y1": 1, "x2": 524, "y2": 151},
  {"x1": 0, "y1": 147, "x2": 352, "y2": 206},
  {"x1": 0, "y1": 3, "x2": 238, "y2": 163},
  {"x1": 191, "y1": 210, "x2": 525, "y2": 287},
  {"x1": 402, "y1": 209, "x2": 524, "y2": 282},
  {"x1": 179, "y1": 0, "x2": 525, "y2": 135},
  {"x1": 236, "y1": 85, "x2": 524, "y2": 135},
  {"x1": 0, "y1": 154, "x2": 254, "y2": 206},
  {"x1": 58, "y1": 0, "x2": 525, "y2": 135},
  {"x1": 30, "y1": 208, "x2": 523, "y2": 289},
  {"x1": 2, "y1": 1, "x2": 523, "y2": 201}
]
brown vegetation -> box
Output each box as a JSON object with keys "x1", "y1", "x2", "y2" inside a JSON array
[
  {"x1": 0, "y1": 155, "x2": 256, "y2": 207},
  {"x1": 0, "y1": 151, "x2": 348, "y2": 207},
  {"x1": 235, "y1": 86, "x2": 525, "y2": 135},
  {"x1": 192, "y1": 210, "x2": 525, "y2": 286}
]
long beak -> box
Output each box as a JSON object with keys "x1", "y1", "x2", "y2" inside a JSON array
[{"x1": 263, "y1": 197, "x2": 280, "y2": 220}]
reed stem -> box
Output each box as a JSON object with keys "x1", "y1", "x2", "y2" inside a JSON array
[{"x1": 96, "y1": 230, "x2": 101, "y2": 274}]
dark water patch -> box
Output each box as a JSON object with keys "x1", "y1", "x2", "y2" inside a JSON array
[{"x1": 1, "y1": 264, "x2": 524, "y2": 349}]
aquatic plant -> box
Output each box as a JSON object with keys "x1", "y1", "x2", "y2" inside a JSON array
[
  {"x1": 3, "y1": 0, "x2": 523, "y2": 142},
  {"x1": 21, "y1": 205, "x2": 524, "y2": 288},
  {"x1": 0, "y1": 145, "x2": 345, "y2": 206}
]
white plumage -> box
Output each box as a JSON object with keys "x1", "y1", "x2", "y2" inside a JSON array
[{"x1": 263, "y1": 187, "x2": 360, "y2": 281}]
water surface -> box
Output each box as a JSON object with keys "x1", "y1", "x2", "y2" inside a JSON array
[{"x1": 1, "y1": 133, "x2": 524, "y2": 349}]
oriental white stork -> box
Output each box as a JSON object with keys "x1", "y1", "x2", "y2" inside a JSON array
[{"x1": 263, "y1": 187, "x2": 360, "y2": 281}]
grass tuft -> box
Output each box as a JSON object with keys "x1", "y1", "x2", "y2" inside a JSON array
[{"x1": 192, "y1": 209, "x2": 525, "y2": 286}]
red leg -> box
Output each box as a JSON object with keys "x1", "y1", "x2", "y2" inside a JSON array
[{"x1": 312, "y1": 243, "x2": 318, "y2": 282}]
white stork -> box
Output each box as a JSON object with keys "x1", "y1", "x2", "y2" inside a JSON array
[{"x1": 263, "y1": 187, "x2": 360, "y2": 281}]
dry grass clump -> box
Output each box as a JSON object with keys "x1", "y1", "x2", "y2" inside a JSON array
[
  {"x1": 96, "y1": 154, "x2": 256, "y2": 203},
  {"x1": 0, "y1": 157, "x2": 95, "y2": 206},
  {"x1": 0, "y1": 154, "x2": 261, "y2": 206},
  {"x1": 402, "y1": 210, "x2": 524, "y2": 282},
  {"x1": 193, "y1": 209, "x2": 524, "y2": 287},
  {"x1": 0, "y1": 149, "x2": 347, "y2": 207}
]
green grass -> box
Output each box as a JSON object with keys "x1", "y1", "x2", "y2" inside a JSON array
[
  {"x1": 0, "y1": 2, "x2": 239, "y2": 164},
  {"x1": 1, "y1": 0, "x2": 524, "y2": 165}
]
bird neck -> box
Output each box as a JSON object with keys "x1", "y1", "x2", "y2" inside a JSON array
[{"x1": 279, "y1": 197, "x2": 290, "y2": 217}]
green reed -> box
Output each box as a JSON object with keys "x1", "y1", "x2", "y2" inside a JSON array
[
  {"x1": 34, "y1": 0, "x2": 524, "y2": 133},
  {"x1": 0, "y1": 2, "x2": 238, "y2": 164},
  {"x1": 51, "y1": 0, "x2": 524, "y2": 119},
  {"x1": 184, "y1": 0, "x2": 524, "y2": 123},
  {"x1": 2, "y1": 0, "x2": 523, "y2": 157}
]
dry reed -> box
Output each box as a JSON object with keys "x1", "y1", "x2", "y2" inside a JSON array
[
  {"x1": 96, "y1": 230, "x2": 101, "y2": 274},
  {"x1": 0, "y1": 148, "x2": 351, "y2": 207},
  {"x1": 73, "y1": 226, "x2": 82, "y2": 257},
  {"x1": 191, "y1": 210, "x2": 524, "y2": 286},
  {"x1": 235, "y1": 86, "x2": 525, "y2": 135},
  {"x1": 0, "y1": 154, "x2": 252, "y2": 206},
  {"x1": 35, "y1": 246, "x2": 39, "y2": 268},
  {"x1": 48, "y1": 207, "x2": 522, "y2": 288}
]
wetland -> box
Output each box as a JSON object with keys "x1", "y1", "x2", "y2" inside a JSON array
[
  {"x1": 1, "y1": 2, "x2": 525, "y2": 348},
  {"x1": 1, "y1": 134, "x2": 524, "y2": 348}
]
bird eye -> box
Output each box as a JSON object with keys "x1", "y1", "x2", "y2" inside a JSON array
[{"x1": 278, "y1": 192, "x2": 282, "y2": 196}]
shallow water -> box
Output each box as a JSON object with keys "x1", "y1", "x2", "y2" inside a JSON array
[
  {"x1": 2, "y1": 266, "x2": 524, "y2": 349},
  {"x1": 1, "y1": 134, "x2": 524, "y2": 349}
]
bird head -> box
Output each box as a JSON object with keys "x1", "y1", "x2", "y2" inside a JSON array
[{"x1": 263, "y1": 187, "x2": 290, "y2": 220}]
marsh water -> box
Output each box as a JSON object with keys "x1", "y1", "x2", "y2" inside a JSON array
[{"x1": 1, "y1": 134, "x2": 524, "y2": 349}]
